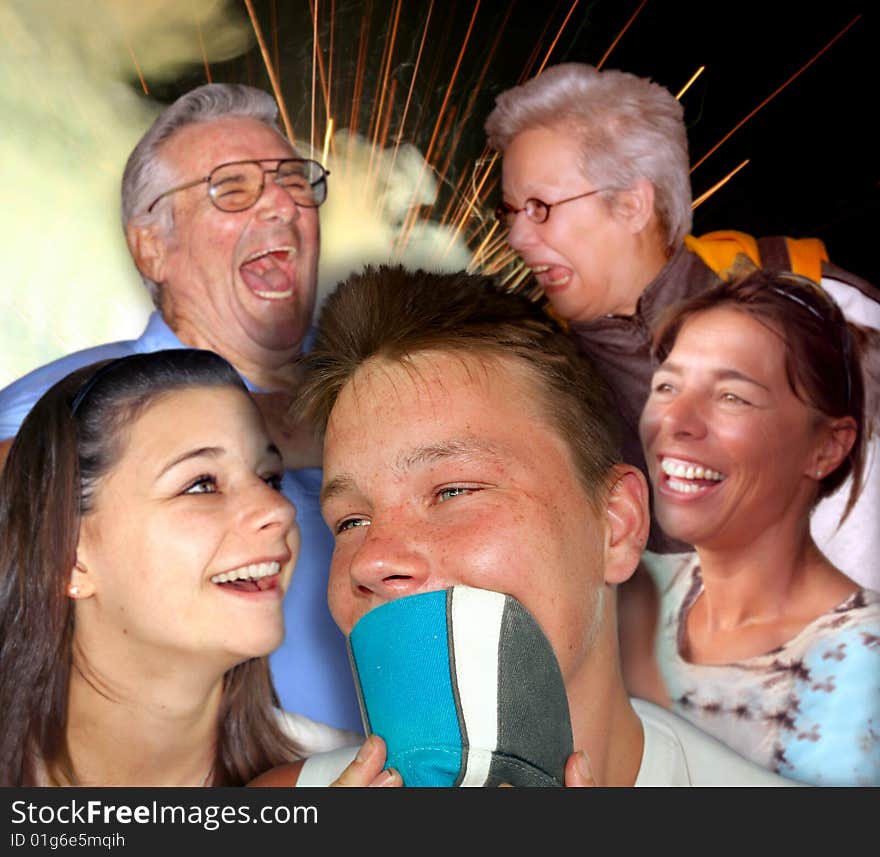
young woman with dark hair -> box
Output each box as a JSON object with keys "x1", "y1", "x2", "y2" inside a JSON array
[{"x1": 0, "y1": 349, "x2": 391, "y2": 787}]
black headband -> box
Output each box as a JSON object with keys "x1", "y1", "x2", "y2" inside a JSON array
[{"x1": 69, "y1": 356, "x2": 133, "y2": 416}]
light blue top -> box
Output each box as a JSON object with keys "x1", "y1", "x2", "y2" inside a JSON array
[
  {"x1": 651, "y1": 553, "x2": 880, "y2": 786},
  {"x1": 0, "y1": 311, "x2": 363, "y2": 733}
]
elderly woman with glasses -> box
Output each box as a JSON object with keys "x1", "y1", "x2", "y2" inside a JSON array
[
  {"x1": 484, "y1": 63, "x2": 880, "y2": 593},
  {"x1": 629, "y1": 270, "x2": 880, "y2": 786}
]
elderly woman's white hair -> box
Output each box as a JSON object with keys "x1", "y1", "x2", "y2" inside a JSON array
[{"x1": 485, "y1": 63, "x2": 692, "y2": 251}]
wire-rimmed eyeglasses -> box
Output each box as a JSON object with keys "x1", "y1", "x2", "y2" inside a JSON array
[
  {"x1": 494, "y1": 187, "x2": 612, "y2": 227},
  {"x1": 146, "y1": 158, "x2": 330, "y2": 214}
]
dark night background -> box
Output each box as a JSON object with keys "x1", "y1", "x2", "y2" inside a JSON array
[{"x1": 155, "y1": 0, "x2": 879, "y2": 285}]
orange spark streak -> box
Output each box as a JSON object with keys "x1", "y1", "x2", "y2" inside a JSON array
[
  {"x1": 366, "y1": 0, "x2": 404, "y2": 191},
  {"x1": 692, "y1": 159, "x2": 749, "y2": 209},
  {"x1": 597, "y1": 0, "x2": 648, "y2": 70},
  {"x1": 391, "y1": 0, "x2": 433, "y2": 145},
  {"x1": 519, "y1": 2, "x2": 560, "y2": 84},
  {"x1": 467, "y1": 220, "x2": 503, "y2": 270},
  {"x1": 398, "y1": 0, "x2": 482, "y2": 248},
  {"x1": 309, "y1": 0, "x2": 334, "y2": 159},
  {"x1": 371, "y1": 0, "x2": 403, "y2": 146},
  {"x1": 346, "y1": 0, "x2": 373, "y2": 178},
  {"x1": 537, "y1": 0, "x2": 581, "y2": 74},
  {"x1": 691, "y1": 14, "x2": 861, "y2": 172},
  {"x1": 676, "y1": 66, "x2": 704, "y2": 100},
  {"x1": 376, "y1": 79, "x2": 398, "y2": 152},
  {"x1": 376, "y1": 1, "x2": 435, "y2": 215},
  {"x1": 440, "y1": 168, "x2": 475, "y2": 237},
  {"x1": 434, "y1": 108, "x2": 457, "y2": 169},
  {"x1": 271, "y1": 0, "x2": 280, "y2": 82},
  {"x1": 500, "y1": 263, "x2": 533, "y2": 294},
  {"x1": 348, "y1": 0, "x2": 373, "y2": 135},
  {"x1": 478, "y1": 233, "x2": 518, "y2": 274},
  {"x1": 194, "y1": 14, "x2": 213, "y2": 83},
  {"x1": 432, "y1": 159, "x2": 478, "y2": 247},
  {"x1": 463, "y1": 153, "x2": 500, "y2": 233},
  {"x1": 243, "y1": 0, "x2": 294, "y2": 143},
  {"x1": 435, "y1": 1, "x2": 513, "y2": 226},
  {"x1": 462, "y1": 2, "x2": 563, "y2": 230},
  {"x1": 520, "y1": 42, "x2": 543, "y2": 84},
  {"x1": 408, "y1": 24, "x2": 447, "y2": 144},
  {"x1": 364, "y1": 0, "x2": 399, "y2": 150},
  {"x1": 323, "y1": 118, "x2": 335, "y2": 166},
  {"x1": 328, "y1": 0, "x2": 336, "y2": 125},
  {"x1": 438, "y1": 157, "x2": 495, "y2": 246},
  {"x1": 309, "y1": 1, "x2": 333, "y2": 137},
  {"x1": 311, "y1": 0, "x2": 319, "y2": 155},
  {"x1": 122, "y1": 33, "x2": 149, "y2": 95}
]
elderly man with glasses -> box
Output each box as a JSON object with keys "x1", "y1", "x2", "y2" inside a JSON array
[{"x1": 0, "y1": 83, "x2": 364, "y2": 734}]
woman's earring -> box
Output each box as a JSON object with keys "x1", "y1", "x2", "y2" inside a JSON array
[{"x1": 68, "y1": 584, "x2": 80, "y2": 597}]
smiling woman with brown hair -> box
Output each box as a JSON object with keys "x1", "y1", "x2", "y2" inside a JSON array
[{"x1": 636, "y1": 270, "x2": 880, "y2": 786}]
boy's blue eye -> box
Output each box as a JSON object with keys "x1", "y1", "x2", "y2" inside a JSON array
[
  {"x1": 438, "y1": 486, "x2": 471, "y2": 501},
  {"x1": 336, "y1": 517, "x2": 370, "y2": 534}
]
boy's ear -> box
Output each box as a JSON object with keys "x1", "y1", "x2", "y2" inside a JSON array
[{"x1": 603, "y1": 465, "x2": 650, "y2": 585}]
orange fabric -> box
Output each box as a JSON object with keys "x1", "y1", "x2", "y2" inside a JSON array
[
  {"x1": 784, "y1": 236, "x2": 828, "y2": 285},
  {"x1": 685, "y1": 230, "x2": 828, "y2": 284},
  {"x1": 684, "y1": 230, "x2": 761, "y2": 275}
]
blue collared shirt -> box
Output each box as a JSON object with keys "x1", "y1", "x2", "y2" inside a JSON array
[{"x1": 0, "y1": 312, "x2": 363, "y2": 733}]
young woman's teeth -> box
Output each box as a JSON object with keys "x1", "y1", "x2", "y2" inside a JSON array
[{"x1": 211, "y1": 561, "x2": 280, "y2": 584}]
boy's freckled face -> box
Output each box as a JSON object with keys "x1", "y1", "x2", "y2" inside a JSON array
[{"x1": 320, "y1": 350, "x2": 609, "y2": 679}]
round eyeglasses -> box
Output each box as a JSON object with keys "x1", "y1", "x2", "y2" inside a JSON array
[
  {"x1": 146, "y1": 158, "x2": 330, "y2": 214},
  {"x1": 494, "y1": 187, "x2": 611, "y2": 227}
]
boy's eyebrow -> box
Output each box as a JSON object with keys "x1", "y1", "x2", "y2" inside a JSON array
[
  {"x1": 394, "y1": 439, "x2": 502, "y2": 472},
  {"x1": 320, "y1": 473, "x2": 356, "y2": 506},
  {"x1": 321, "y1": 438, "x2": 502, "y2": 505}
]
